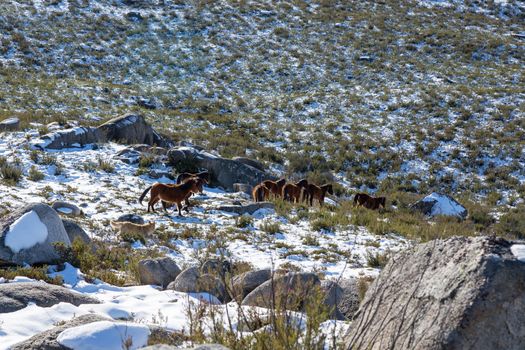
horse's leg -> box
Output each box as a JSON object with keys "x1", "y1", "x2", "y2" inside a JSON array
[
  {"x1": 177, "y1": 202, "x2": 183, "y2": 216},
  {"x1": 319, "y1": 194, "x2": 324, "y2": 207}
]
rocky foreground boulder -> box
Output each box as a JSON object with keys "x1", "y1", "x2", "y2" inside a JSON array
[
  {"x1": 0, "y1": 117, "x2": 20, "y2": 131},
  {"x1": 138, "y1": 257, "x2": 181, "y2": 288},
  {"x1": 0, "y1": 203, "x2": 71, "y2": 265},
  {"x1": 167, "y1": 267, "x2": 229, "y2": 303},
  {"x1": 167, "y1": 146, "x2": 274, "y2": 191},
  {"x1": 345, "y1": 236, "x2": 525, "y2": 350},
  {"x1": 0, "y1": 282, "x2": 99, "y2": 313}
]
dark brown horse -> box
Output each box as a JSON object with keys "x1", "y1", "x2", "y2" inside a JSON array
[
  {"x1": 262, "y1": 178, "x2": 287, "y2": 199},
  {"x1": 282, "y1": 179, "x2": 308, "y2": 203},
  {"x1": 176, "y1": 171, "x2": 210, "y2": 190},
  {"x1": 139, "y1": 178, "x2": 203, "y2": 215},
  {"x1": 304, "y1": 183, "x2": 333, "y2": 206},
  {"x1": 354, "y1": 193, "x2": 386, "y2": 210},
  {"x1": 252, "y1": 183, "x2": 270, "y2": 202}
]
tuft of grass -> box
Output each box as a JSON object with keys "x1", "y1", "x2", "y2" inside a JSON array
[
  {"x1": 236, "y1": 215, "x2": 253, "y2": 228},
  {"x1": 0, "y1": 266, "x2": 63, "y2": 285},
  {"x1": 28, "y1": 165, "x2": 45, "y2": 181},
  {"x1": 260, "y1": 220, "x2": 281, "y2": 234},
  {"x1": 0, "y1": 161, "x2": 23, "y2": 185},
  {"x1": 365, "y1": 250, "x2": 389, "y2": 268},
  {"x1": 97, "y1": 157, "x2": 115, "y2": 173}
]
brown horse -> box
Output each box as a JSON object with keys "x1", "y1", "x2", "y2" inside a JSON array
[
  {"x1": 354, "y1": 193, "x2": 386, "y2": 210},
  {"x1": 252, "y1": 183, "x2": 270, "y2": 202},
  {"x1": 262, "y1": 178, "x2": 287, "y2": 199},
  {"x1": 304, "y1": 183, "x2": 333, "y2": 206},
  {"x1": 139, "y1": 178, "x2": 203, "y2": 215},
  {"x1": 282, "y1": 179, "x2": 308, "y2": 203},
  {"x1": 161, "y1": 176, "x2": 208, "y2": 211},
  {"x1": 176, "y1": 171, "x2": 210, "y2": 190}
]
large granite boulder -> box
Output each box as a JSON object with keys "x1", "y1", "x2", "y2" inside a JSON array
[
  {"x1": 62, "y1": 219, "x2": 91, "y2": 246},
  {"x1": 167, "y1": 267, "x2": 229, "y2": 303},
  {"x1": 11, "y1": 314, "x2": 109, "y2": 350},
  {"x1": 0, "y1": 282, "x2": 99, "y2": 313},
  {"x1": 0, "y1": 203, "x2": 71, "y2": 265},
  {"x1": 410, "y1": 192, "x2": 468, "y2": 219},
  {"x1": 241, "y1": 272, "x2": 320, "y2": 311},
  {"x1": 52, "y1": 201, "x2": 82, "y2": 217},
  {"x1": 216, "y1": 202, "x2": 274, "y2": 215},
  {"x1": 231, "y1": 268, "x2": 272, "y2": 301},
  {"x1": 138, "y1": 257, "x2": 181, "y2": 288},
  {"x1": 345, "y1": 236, "x2": 525, "y2": 350},
  {"x1": 32, "y1": 127, "x2": 102, "y2": 150},
  {"x1": 167, "y1": 146, "x2": 274, "y2": 191},
  {"x1": 232, "y1": 157, "x2": 265, "y2": 171},
  {"x1": 98, "y1": 114, "x2": 171, "y2": 147}
]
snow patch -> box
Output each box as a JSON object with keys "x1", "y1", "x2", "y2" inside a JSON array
[
  {"x1": 422, "y1": 192, "x2": 466, "y2": 217},
  {"x1": 511, "y1": 244, "x2": 525, "y2": 262},
  {"x1": 56, "y1": 321, "x2": 150, "y2": 350},
  {"x1": 5, "y1": 210, "x2": 48, "y2": 253}
]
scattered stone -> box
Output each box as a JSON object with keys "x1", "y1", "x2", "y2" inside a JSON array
[
  {"x1": 167, "y1": 267, "x2": 230, "y2": 303},
  {"x1": 115, "y1": 214, "x2": 145, "y2": 224},
  {"x1": 52, "y1": 201, "x2": 82, "y2": 217},
  {"x1": 0, "y1": 282, "x2": 99, "y2": 314},
  {"x1": 98, "y1": 114, "x2": 171, "y2": 147},
  {"x1": 410, "y1": 192, "x2": 468, "y2": 219},
  {"x1": 149, "y1": 169, "x2": 175, "y2": 180},
  {"x1": 231, "y1": 268, "x2": 272, "y2": 301},
  {"x1": 337, "y1": 278, "x2": 362, "y2": 320},
  {"x1": 126, "y1": 11, "x2": 143, "y2": 22},
  {"x1": 242, "y1": 272, "x2": 320, "y2": 311},
  {"x1": 320, "y1": 280, "x2": 345, "y2": 320},
  {"x1": 0, "y1": 117, "x2": 20, "y2": 132},
  {"x1": 62, "y1": 219, "x2": 91, "y2": 246},
  {"x1": 0, "y1": 203, "x2": 71, "y2": 265},
  {"x1": 201, "y1": 259, "x2": 232, "y2": 277},
  {"x1": 345, "y1": 236, "x2": 525, "y2": 350},
  {"x1": 138, "y1": 257, "x2": 181, "y2": 289},
  {"x1": 217, "y1": 202, "x2": 274, "y2": 215},
  {"x1": 11, "y1": 314, "x2": 109, "y2": 350},
  {"x1": 32, "y1": 126, "x2": 102, "y2": 150}
]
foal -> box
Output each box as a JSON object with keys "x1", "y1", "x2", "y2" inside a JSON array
[
  {"x1": 282, "y1": 179, "x2": 308, "y2": 203},
  {"x1": 139, "y1": 178, "x2": 203, "y2": 216},
  {"x1": 354, "y1": 193, "x2": 386, "y2": 210},
  {"x1": 305, "y1": 183, "x2": 333, "y2": 206},
  {"x1": 252, "y1": 183, "x2": 271, "y2": 202}
]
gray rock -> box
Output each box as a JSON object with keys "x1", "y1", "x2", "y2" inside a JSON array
[
  {"x1": 98, "y1": 114, "x2": 171, "y2": 147},
  {"x1": 32, "y1": 126, "x2": 102, "y2": 150},
  {"x1": 11, "y1": 314, "x2": 109, "y2": 350},
  {"x1": 201, "y1": 259, "x2": 232, "y2": 277},
  {"x1": 242, "y1": 272, "x2": 320, "y2": 311},
  {"x1": 115, "y1": 214, "x2": 145, "y2": 224},
  {"x1": 62, "y1": 219, "x2": 91, "y2": 246},
  {"x1": 168, "y1": 267, "x2": 229, "y2": 303},
  {"x1": 410, "y1": 192, "x2": 468, "y2": 219},
  {"x1": 0, "y1": 117, "x2": 20, "y2": 131},
  {"x1": 143, "y1": 345, "x2": 231, "y2": 350},
  {"x1": 337, "y1": 278, "x2": 361, "y2": 320},
  {"x1": 232, "y1": 157, "x2": 265, "y2": 171},
  {"x1": 167, "y1": 146, "x2": 275, "y2": 191},
  {"x1": 149, "y1": 169, "x2": 175, "y2": 180},
  {"x1": 217, "y1": 202, "x2": 274, "y2": 215},
  {"x1": 0, "y1": 203, "x2": 71, "y2": 265},
  {"x1": 320, "y1": 280, "x2": 345, "y2": 320},
  {"x1": 345, "y1": 236, "x2": 525, "y2": 350},
  {"x1": 0, "y1": 282, "x2": 99, "y2": 313},
  {"x1": 138, "y1": 257, "x2": 181, "y2": 288},
  {"x1": 231, "y1": 268, "x2": 272, "y2": 301},
  {"x1": 233, "y1": 183, "x2": 253, "y2": 194},
  {"x1": 52, "y1": 201, "x2": 82, "y2": 217}
]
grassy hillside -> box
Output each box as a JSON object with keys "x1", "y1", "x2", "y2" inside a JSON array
[{"x1": 1, "y1": 0, "x2": 524, "y2": 216}]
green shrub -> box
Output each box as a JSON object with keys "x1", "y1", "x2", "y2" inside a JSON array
[
  {"x1": 0, "y1": 162, "x2": 23, "y2": 185},
  {"x1": 236, "y1": 215, "x2": 253, "y2": 228},
  {"x1": 28, "y1": 165, "x2": 45, "y2": 181},
  {"x1": 365, "y1": 250, "x2": 389, "y2": 268},
  {"x1": 260, "y1": 220, "x2": 281, "y2": 234}
]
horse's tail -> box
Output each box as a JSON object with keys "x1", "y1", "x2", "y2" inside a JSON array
[{"x1": 139, "y1": 185, "x2": 153, "y2": 205}]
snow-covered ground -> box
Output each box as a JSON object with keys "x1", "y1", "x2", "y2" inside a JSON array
[{"x1": 0, "y1": 127, "x2": 409, "y2": 348}]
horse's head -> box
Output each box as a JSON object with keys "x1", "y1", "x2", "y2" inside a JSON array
[{"x1": 188, "y1": 177, "x2": 204, "y2": 194}]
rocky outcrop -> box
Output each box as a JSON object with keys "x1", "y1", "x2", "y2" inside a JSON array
[
  {"x1": 115, "y1": 214, "x2": 145, "y2": 224},
  {"x1": 98, "y1": 114, "x2": 171, "y2": 147},
  {"x1": 201, "y1": 259, "x2": 232, "y2": 277},
  {"x1": 11, "y1": 314, "x2": 109, "y2": 350},
  {"x1": 32, "y1": 127, "x2": 102, "y2": 150},
  {"x1": 0, "y1": 117, "x2": 20, "y2": 132},
  {"x1": 410, "y1": 192, "x2": 468, "y2": 219},
  {"x1": 321, "y1": 279, "x2": 345, "y2": 320},
  {"x1": 138, "y1": 257, "x2": 181, "y2": 288},
  {"x1": 241, "y1": 272, "x2": 320, "y2": 311},
  {"x1": 0, "y1": 203, "x2": 71, "y2": 265},
  {"x1": 0, "y1": 282, "x2": 99, "y2": 314},
  {"x1": 232, "y1": 157, "x2": 265, "y2": 171},
  {"x1": 233, "y1": 183, "x2": 253, "y2": 195},
  {"x1": 216, "y1": 202, "x2": 274, "y2": 215},
  {"x1": 167, "y1": 146, "x2": 274, "y2": 191},
  {"x1": 345, "y1": 236, "x2": 525, "y2": 350}
]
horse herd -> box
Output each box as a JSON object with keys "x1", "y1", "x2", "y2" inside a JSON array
[{"x1": 138, "y1": 171, "x2": 386, "y2": 216}]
